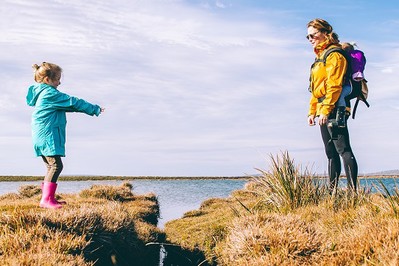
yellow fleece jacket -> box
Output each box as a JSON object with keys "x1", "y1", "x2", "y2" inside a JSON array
[{"x1": 308, "y1": 42, "x2": 347, "y2": 117}]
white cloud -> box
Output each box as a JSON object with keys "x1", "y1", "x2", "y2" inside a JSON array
[
  {"x1": 381, "y1": 67, "x2": 394, "y2": 74},
  {"x1": 215, "y1": 0, "x2": 227, "y2": 9}
]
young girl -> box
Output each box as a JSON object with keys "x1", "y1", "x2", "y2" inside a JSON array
[{"x1": 26, "y1": 62, "x2": 104, "y2": 209}]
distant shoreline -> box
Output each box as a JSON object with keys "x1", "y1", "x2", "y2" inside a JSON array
[
  {"x1": 357, "y1": 175, "x2": 399, "y2": 179},
  {"x1": 0, "y1": 175, "x2": 398, "y2": 182},
  {"x1": 0, "y1": 175, "x2": 251, "y2": 182}
]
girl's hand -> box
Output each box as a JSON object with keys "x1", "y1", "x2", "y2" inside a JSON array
[{"x1": 100, "y1": 107, "x2": 105, "y2": 113}]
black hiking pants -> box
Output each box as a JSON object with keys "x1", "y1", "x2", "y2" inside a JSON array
[{"x1": 320, "y1": 116, "x2": 358, "y2": 192}]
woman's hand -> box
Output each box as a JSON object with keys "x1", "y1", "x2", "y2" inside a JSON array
[
  {"x1": 318, "y1": 114, "x2": 328, "y2": 125},
  {"x1": 308, "y1": 115, "x2": 316, "y2": 126}
]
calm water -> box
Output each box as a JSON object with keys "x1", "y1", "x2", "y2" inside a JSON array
[
  {"x1": 0, "y1": 179, "x2": 248, "y2": 228},
  {"x1": 333, "y1": 178, "x2": 398, "y2": 193},
  {"x1": 1, "y1": 178, "x2": 398, "y2": 228}
]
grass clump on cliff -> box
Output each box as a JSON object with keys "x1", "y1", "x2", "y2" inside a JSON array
[
  {"x1": 253, "y1": 152, "x2": 328, "y2": 211},
  {"x1": 0, "y1": 182, "x2": 164, "y2": 266},
  {"x1": 164, "y1": 151, "x2": 399, "y2": 265}
]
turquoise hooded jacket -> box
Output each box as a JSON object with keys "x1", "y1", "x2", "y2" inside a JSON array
[{"x1": 26, "y1": 83, "x2": 101, "y2": 157}]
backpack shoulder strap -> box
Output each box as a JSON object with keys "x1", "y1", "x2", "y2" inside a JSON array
[
  {"x1": 322, "y1": 47, "x2": 346, "y2": 62},
  {"x1": 311, "y1": 47, "x2": 338, "y2": 70},
  {"x1": 309, "y1": 47, "x2": 350, "y2": 93},
  {"x1": 319, "y1": 47, "x2": 351, "y2": 80}
]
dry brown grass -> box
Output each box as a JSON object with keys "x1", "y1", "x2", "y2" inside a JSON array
[
  {"x1": 0, "y1": 182, "x2": 163, "y2": 266},
  {"x1": 216, "y1": 197, "x2": 399, "y2": 266},
  {"x1": 164, "y1": 152, "x2": 399, "y2": 266},
  {"x1": 166, "y1": 191, "x2": 399, "y2": 266},
  {"x1": 219, "y1": 213, "x2": 323, "y2": 266}
]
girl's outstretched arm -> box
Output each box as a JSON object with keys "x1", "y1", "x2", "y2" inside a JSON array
[{"x1": 47, "y1": 89, "x2": 102, "y2": 116}]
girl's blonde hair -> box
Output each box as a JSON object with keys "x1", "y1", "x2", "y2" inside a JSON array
[
  {"x1": 307, "y1": 18, "x2": 340, "y2": 44},
  {"x1": 32, "y1": 62, "x2": 62, "y2": 83}
]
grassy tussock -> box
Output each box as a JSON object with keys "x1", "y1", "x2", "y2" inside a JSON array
[
  {"x1": 220, "y1": 213, "x2": 323, "y2": 265},
  {"x1": 79, "y1": 182, "x2": 134, "y2": 201},
  {"x1": 253, "y1": 152, "x2": 328, "y2": 211},
  {"x1": 0, "y1": 182, "x2": 163, "y2": 266},
  {"x1": 164, "y1": 152, "x2": 399, "y2": 265}
]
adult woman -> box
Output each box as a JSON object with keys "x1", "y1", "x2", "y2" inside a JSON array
[{"x1": 306, "y1": 18, "x2": 358, "y2": 192}]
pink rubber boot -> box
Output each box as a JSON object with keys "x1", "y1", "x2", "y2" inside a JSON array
[
  {"x1": 40, "y1": 182, "x2": 62, "y2": 209},
  {"x1": 41, "y1": 182, "x2": 66, "y2": 205}
]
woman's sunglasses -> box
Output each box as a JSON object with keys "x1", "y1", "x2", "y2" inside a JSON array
[{"x1": 306, "y1": 31, "x2": 320, "y2": 40}]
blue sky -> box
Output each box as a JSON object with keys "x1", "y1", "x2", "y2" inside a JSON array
[{"x1": 1, "y1": 0, "x2": 398, "y2": 176}]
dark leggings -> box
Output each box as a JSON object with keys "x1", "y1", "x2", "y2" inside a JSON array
[
  {"x1": 320, "y1": 122, "x2": 358, "y2": 192},
  {"x1": 41, "y1": 156, "x2": 63, "y2": 183}
]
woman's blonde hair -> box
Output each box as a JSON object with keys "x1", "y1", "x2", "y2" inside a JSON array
[
  {"x1": 32, "y1": 62, "x2": 62, "y2": 83},
  {"x1": 307, "y1": 18, "x2": 339, "y2": 44}
]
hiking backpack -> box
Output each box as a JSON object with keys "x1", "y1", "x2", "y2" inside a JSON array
[{"x1": 312, "y1": 47, "x2": 370, "y2": 119}]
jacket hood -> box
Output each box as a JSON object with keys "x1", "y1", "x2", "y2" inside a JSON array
[{"x1": 26, "y1": 83, "x2": 49, "y2": 106}]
